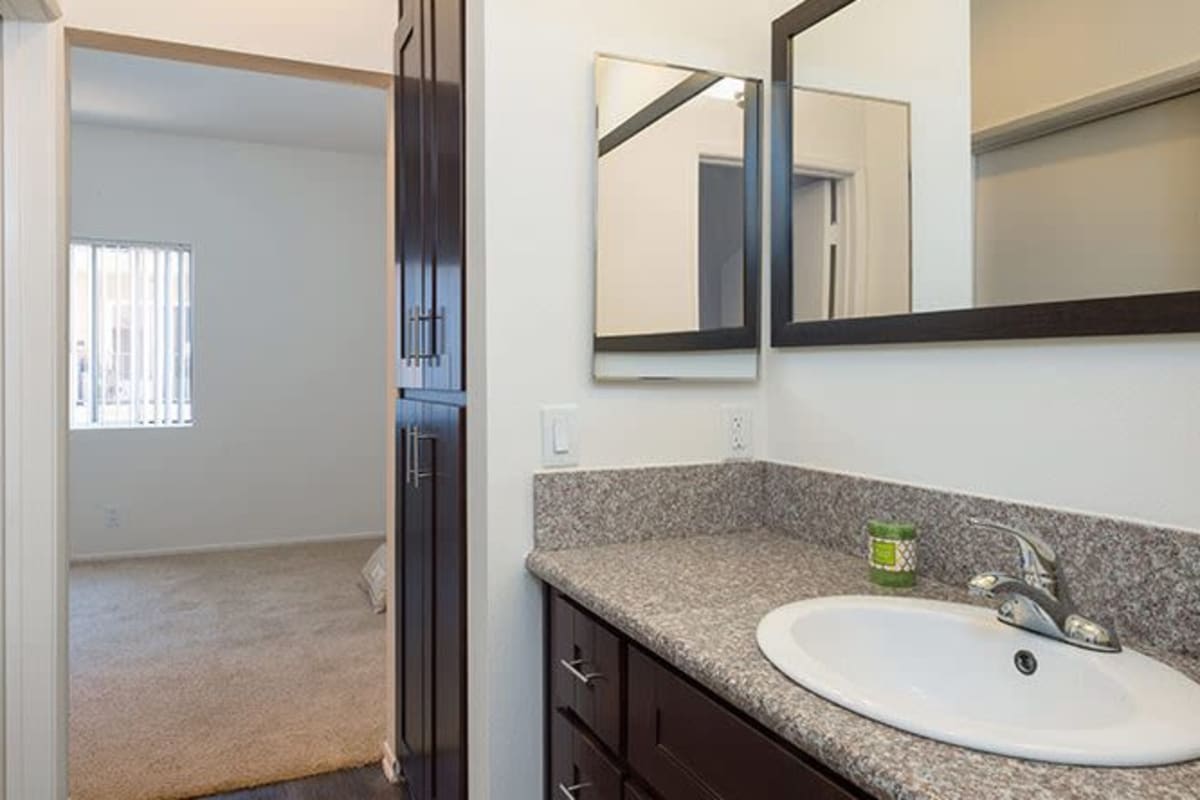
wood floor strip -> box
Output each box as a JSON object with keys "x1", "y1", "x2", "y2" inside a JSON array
[{"x1": 196, "y1": 766, "x2": 404, "y2": 799}]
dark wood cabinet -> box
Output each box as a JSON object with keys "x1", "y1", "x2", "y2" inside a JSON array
[
  {"x1": 394, "y1": 0, "x2": 468, "y2": 796},
  {"x1": 396, "y1": 401, "x2": 432, "y2": 798},
  {"x1": 623, "y1": 782, "x2": 654, "y2": 800},
  {"x1": 397, "y1": 399, "x2": 466, "y2": 800},
  {"x1": 550, "y1": 593, "x2": 624, "y2": 754},
  {"x1": 544, "y1": 588, "x2": 871, "y2": 800},
  {"x1": 550, "y1": 711, "x2": 624, "y2": 800},
  {"x1": 627, "y1": 648, "x2": 860, "y2": 800},
  {"x1": 396, "y1": 0, "x2": 465, "y2": 392}
]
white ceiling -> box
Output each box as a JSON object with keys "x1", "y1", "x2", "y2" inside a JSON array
[{"x1": 70, "y1": 47, "x2": 387, "y2": 155}]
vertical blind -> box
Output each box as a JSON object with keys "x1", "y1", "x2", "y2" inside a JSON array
[{"x1": 69, "y1": 240, "x2": 194, "y2": 428}]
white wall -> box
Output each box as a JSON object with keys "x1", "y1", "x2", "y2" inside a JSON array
[
  {"x1": 971, "y1": 0, "x2": 1200, "y2": 130},
  {"x1": 975, "y1": 91, "x2": 1200, "y2": 306},
  {"x1": 764, "y1": 334, "x2": 1200, "y2": 532},
  {"x1": 971, "y1": 0, "x2": 1200, "y2": 307},
  {"x1": 478, "y1": 0, "x2": 770, "y2": 795},
  {"x1": 69, "y1": 123, "x2": 387, "y2": 558},
  {"x1": 3, "y1": 15, "x2": 71, "y2": 799}
]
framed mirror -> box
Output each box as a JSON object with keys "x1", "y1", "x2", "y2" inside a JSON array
[
  {"x1": 594, "y1": 54, "x2": 762, "y2": 361},
  {"x1": 771, "y1": 0, "x2": 1200, "y2": 346}
]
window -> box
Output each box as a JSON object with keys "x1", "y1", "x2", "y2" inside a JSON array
[{"x1": 69, "y1": 240, "x2": 194, "y2": 429}]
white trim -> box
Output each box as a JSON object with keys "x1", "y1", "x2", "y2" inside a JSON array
[
  {"x1": 973, "y1": 58, "x2": 1200, "y2": 154},
  {"x1": 0, "y1": 17, "x2": 7, "y2": 793},
  {"x1": 3, "y1": 17, "x2": 68, "y2": 800},
  {"x1": 0, "y1": 0, "x2": 61, "y2": 23},
  {"x1": 792, "y1": 166, "x2": 867, "y2": 321},
  {"x1": 382, "y1": 58, "x2": 398, "y2": 767},
  {"x1": 381, "y1": 739, "x2": 402, "y2": 785},
  {"x1": 68, "y1": 530, "x2": 385, "y2": 563}
]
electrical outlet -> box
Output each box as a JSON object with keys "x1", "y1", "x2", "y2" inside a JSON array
[
  {"x1": 103, "y1": 505, "x2": 122, "y2": 529},
  {"x1": 722, "y1": 406, "x2": 753, "y2": 461}
]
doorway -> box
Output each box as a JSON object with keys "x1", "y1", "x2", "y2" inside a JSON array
[{"x1": 64, "y1": 33, "x2": 394, "y2": 800}]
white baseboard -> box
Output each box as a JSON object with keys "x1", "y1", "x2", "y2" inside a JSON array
[
  {"x1": 69, "y1": 530, "x2": 385, "y2": 563},
  {"x1": 381, "y1": 740, "x2": 403, "y2": 785}
]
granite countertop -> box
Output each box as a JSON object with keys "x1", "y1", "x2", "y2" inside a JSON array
[{"x1": 526, "y1": 528, "x2": 1200, "y2": 800}]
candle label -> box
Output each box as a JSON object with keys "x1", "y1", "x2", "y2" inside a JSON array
[{"x1": 869, "y1": 536, "x2": 916, "y2": 572}]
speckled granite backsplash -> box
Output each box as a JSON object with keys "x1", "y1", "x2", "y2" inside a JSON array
[
  {"x1": 764, "y1": 462, "x2": 1200, "y2": 657},
  {"x1": 533, "y1": 461, "x2": 1200, "y2": 657},
  {"x1": 533, "y1": 461, "x2": 765, "y2": 550}
]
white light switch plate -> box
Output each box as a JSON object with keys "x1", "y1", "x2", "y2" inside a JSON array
[
  {"x1": 541, "y1": 405, "x2": 579, "y2": 467},
  {"x1": 722, "y1": 405, "x2": 753, "y2": 461}
]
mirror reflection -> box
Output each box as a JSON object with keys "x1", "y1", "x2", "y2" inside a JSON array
[
  {"x1": 595, "y1": 55, "x2": 758, "y2": 339},
  {"x1": 788, "y1": 0, "x2": 1200, "y2": 321},
  {"x1": 791, "y1": 88, "x2": 910, "y2": 321}
]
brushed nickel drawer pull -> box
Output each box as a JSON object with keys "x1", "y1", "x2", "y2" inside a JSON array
[
  {"x1": 558, "y1": 781, "x2": 592, "y2": 800},
  {"x1": 559, "y1": 658, "x2": 603, "y2": 686}
]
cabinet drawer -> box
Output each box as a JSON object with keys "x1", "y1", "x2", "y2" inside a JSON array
[
  {"x1": 627, "y1": 646, "x2": 862, "y2": 800},
  {"x1": 550, "y1": 711, "x2": 623, "y2": 800},
  {"x1": 550, "y1": 592, "x2": 623, "y2": 752}
]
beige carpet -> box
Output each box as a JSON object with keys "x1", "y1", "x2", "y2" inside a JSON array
[{"x1": 70, "y1": 538, "x2": 387, "y2": 800}]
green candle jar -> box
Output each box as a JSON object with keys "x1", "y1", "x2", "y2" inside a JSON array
[{"x1": 867, "y1": 520, "x2": 917, "y2": 587}]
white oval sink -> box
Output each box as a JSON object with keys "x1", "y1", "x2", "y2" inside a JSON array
[{"x1": 757, "y1": 595, "x2": 1200, "y2": 766}]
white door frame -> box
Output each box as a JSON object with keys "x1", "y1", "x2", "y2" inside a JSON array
[
  {"x1": 2, "y1": 17, "x2": 397, "y2": 800},
  {"x1": 792, "y1": 158, "x2": 869, "y2": 319},
  {"x1": 2, "y1": 4, "x2": 69, "y2": 800}
]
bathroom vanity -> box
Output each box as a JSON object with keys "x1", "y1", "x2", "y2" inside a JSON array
[
  {"x1": 547, "y1": 587, "x2": 866, "y2": 800},
  {"x1": 527, "y1": 463, "x2": 1200, "y2": 800},
  {"x1": 532, "y1": 534, "x2": 1200, "y2": 800}
]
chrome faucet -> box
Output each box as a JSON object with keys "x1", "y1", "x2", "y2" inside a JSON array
[{"x1": 966, "y1": 518, "x2": 1121, "y2": 653}]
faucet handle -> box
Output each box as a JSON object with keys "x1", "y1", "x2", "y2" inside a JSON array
[{"x1": 966, "y1": 518, "x2": 1060, "y2": 599}]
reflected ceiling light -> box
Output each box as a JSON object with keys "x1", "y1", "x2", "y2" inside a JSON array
[{"x1": 704, "y1": 77, "x2": 745, "y2": 104}]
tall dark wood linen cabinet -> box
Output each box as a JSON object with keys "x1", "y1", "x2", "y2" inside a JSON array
[{"x1": 394, "y1": 0, "x2": 468, "y2": 798}]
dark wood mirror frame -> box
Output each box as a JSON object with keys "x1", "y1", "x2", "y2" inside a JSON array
[
  {"x1": 594, "y1": 71, "x2": 762, "y2": 353},
  {"x1": 770, "y1": 0, "x2": 1200, "y2": 347}
]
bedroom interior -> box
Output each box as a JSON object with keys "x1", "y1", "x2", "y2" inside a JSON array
[{"x1": 64, "y1": 37, "x2": 392, "y2": 799}]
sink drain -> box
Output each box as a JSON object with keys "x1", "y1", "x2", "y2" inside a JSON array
[{"x1": 1014, "y1": 649, "x2": 1038, "y2": 676}]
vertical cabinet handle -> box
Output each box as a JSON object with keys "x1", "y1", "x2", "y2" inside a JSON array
[
  {"x1": 405, "y1": 426, "x2": 438, "y2": 488},
  {"x1": 405, "y1": 305, "x2": 444, "y2": 366},
  {"x1": 405, "y1": 307, "x2": 419, "y2": 366},
  {"x1": 558, "y1": 782, "x2": 592, "y2": 800},
  {"x1": 428, "y1": 305, "x2": 444, "y2": 365}
]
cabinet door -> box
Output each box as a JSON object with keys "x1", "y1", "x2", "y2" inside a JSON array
[
  {"x1": 627, "y1": 647, "x2": 860, "y2": 800},
  {"x1": 395, "y1": 8, "x2": 430, "y2": 390},
  {"x1": 550, "y1": 712, "x2": 624, "y2": 800},
  {"x1": 549, "y1": 592, "x2": 624, "y2": 753},
  {"x1": 396, "y1": 0, "x2": 465, "y2": 392},
  {"x1": 397, "y1": 399, "x2": 433, "y2": 798},
  {"x1": 428, "y1": 401, "x2": 467, "y2": 798},
  {"x1": 396, "y1": 399, "x2": 467, "y2": 799},
  {"x1": 425, "y1": 0, "x2": 465, "y2": 392}
]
